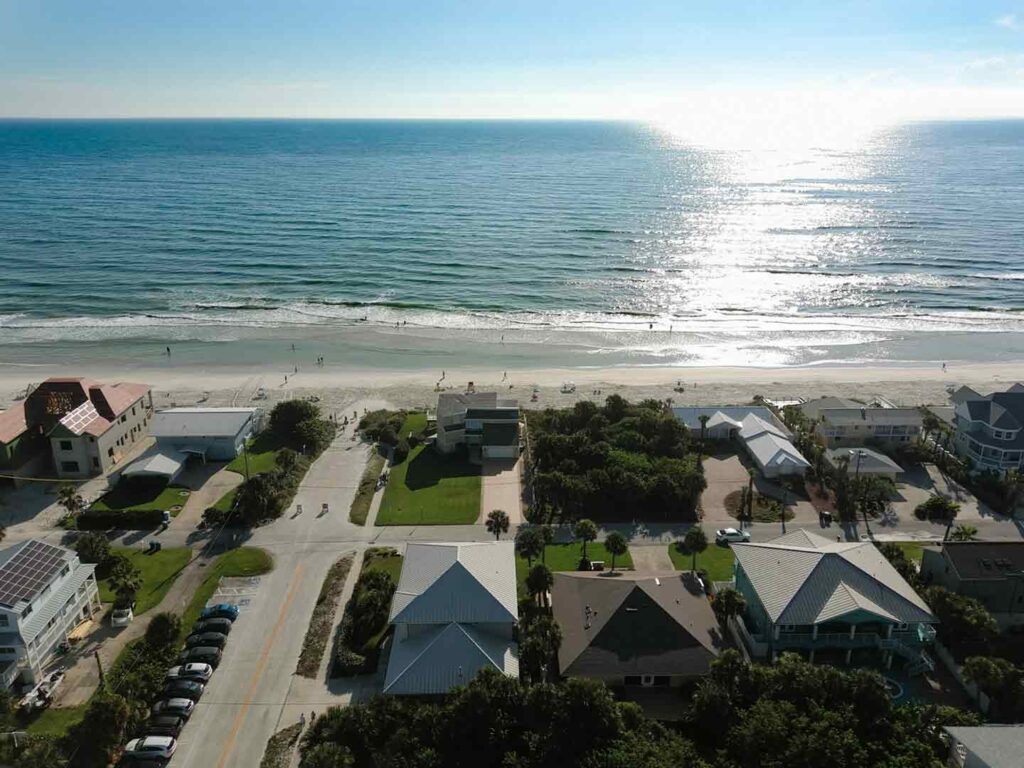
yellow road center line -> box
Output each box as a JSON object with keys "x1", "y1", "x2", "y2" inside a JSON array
[{"x1": 215, "y1": 563, "x2": 304, "y2": 768}]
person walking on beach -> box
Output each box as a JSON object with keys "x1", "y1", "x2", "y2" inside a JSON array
[
  {"x1": 300, "y1": 712, "x2": 306, "y2": 728},
  {"x1": 166, "y1": 346, "x2": 171, "y2": 357},
  {"x1": 310, "y1": 711, "x2": 317, "y2": 723}
]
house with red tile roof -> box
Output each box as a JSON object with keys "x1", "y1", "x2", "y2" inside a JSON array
[{"x1": 0, "y1": 377, "x2": 153, "y2": 481}]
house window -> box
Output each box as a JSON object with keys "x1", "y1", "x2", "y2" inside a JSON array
[
  {"x1": 59, "y1": 440, "x2": 72, "y2": 451},
  {"x1": 92, "y1": 458, "x2": 100, "y2": 469},
  {"x1": 107, "y1": 447, "x2": 114, "y2": 457},
  {"x1": 0, "y1": 615, "x2": 8, "y2": 627},
  {"x1": 779, "y1": 624, "x2": 797, "y2": 633},
  {"x1": 0, "y1": 647, "x2": 15, "y2": 655},
  {"x1": 61, "y1": 461, "x2": 80, "y2": 473},
  {"x1": 624, "y1": 676, "x2": 642, "y2": 686},
  {"x1": 120, "y1": 415, "x2": 127, "y2": 424},
  {"x1": 895, "y1": 622, "x2": 908, "y2": 632},
  {"x1": 21, "y1": 604, "x2": 33, "y2": 618}
]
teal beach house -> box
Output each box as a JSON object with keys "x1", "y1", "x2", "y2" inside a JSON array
[{"x1": 728, "y1": 531, "x2": 936, "y2": 675}]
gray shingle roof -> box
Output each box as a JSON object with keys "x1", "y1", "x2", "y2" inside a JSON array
[
  {"x1": 152, "y1": 408, "x2": 255, "y2": 439},
  {"x1": 826, "y1": 447, "x2": 903, "y2": 475},
  {"x1": 732, "y1": 533, "x2": 934, "y2": 626},
  {"x1": 553, "y1": 571, "x2": 722, "y2": 678}
]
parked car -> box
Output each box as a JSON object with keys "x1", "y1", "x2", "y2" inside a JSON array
[
  {"x1": 161, "y1": 679, "x2": 204, "y2": 702},
  {"x1": 715, "y1": 527, "x2": 751, "y2": 544},
  {"x1": 144, "y1": 714, "x2": 185, "y2": 738},
  {"x1": 192, "y1": 617, "x2": 232, "y2": 636},
  {"x1": 200, "y1": 603, "x2": 239, "y2": 621},
  {"x1": 111, "y1": 606, "x2": 134, "y2": 627},
  {"x1": 151, "y1": 698, "x2": 195, "y2": 719},
  {"x1": 185, "y1": 631, "x2": 227, "y2": 650},
  {"x1": 179, "y1": 646, "x2": 222, "y2": 668},
  {"x1": 165, "y1": 663, "x2": 213, "y2": 683},
  {"x1": 123, "y1": 736, "x2": 177, "y2": 760}
]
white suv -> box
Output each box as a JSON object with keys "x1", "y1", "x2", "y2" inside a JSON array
[{"x1": 715, "y1": 527, "x2": 751, "y2": 544}]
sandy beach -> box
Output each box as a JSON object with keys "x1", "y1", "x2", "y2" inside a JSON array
[{"x1": 4, "y1": 360, "x2": 1023, "y2": 416}]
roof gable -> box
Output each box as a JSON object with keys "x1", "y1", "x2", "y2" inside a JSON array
[
  {"x1": 733, "y1": 536, "x2": 934, "y2": 626},
  {"x1": 383, "y1": 622, "x2": 517, "y2": 695},
  {"x1": 389, "y1": 542, "x2": 518, "y2": 625}
]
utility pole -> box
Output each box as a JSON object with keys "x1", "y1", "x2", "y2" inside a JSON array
[
  {"x1": 242, "y1": 439, "x2": 250, "y2": 482},
  {"x1": 854, "y1": 449, "x2": 870, "y2": 536}
]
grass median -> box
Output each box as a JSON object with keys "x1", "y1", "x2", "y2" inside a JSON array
[
  {"x1": 179, "y1": 547, "x2": 274, "y2": 640},
  {"x1": 296, "y1": 554, "x2": 353, "y2": 677}
]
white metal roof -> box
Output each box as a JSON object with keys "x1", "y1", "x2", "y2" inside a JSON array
[
  {"x1": 383, "y1": 622, "x2": 518, "y2": 695},
  {"x1": 122, "y1": 449, "x2": 188, "y2": 479},
  {"x1": 152, "y1": 408, "x2": 255, "y2": 439},
  {"x1": 745, "y1": 432, "x2": 811, "y2": 471},
  {"x1": 390, "y1": 542, "x2": 518, "y2": 625},
  {"x1": 732, "y1": 533, "x2": 934, "y2": 626}
]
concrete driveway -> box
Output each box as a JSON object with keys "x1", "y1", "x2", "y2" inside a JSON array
[
  {"x1": 480, "y1": 457, "x2": 523, "y2": 524},
  {"x1": 890, "y1": 463, "x2": 991, "y2": 524},
  {"x1": 700, "y1": 452, "x2": 750, "y2": 524}
]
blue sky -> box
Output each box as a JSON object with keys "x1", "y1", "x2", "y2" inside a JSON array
[{"x1": 2, "y1": 0, "x2": 1023, "y2": 126}]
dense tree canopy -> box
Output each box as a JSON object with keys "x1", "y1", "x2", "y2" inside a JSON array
[
  {"x1": 529, "y1": 397, "x2": 705, "y2": 523},
  {"x1": 300, "y1": 653, "x2": 978, "y2": 768}
]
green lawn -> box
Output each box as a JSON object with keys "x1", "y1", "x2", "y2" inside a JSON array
[
  {"x1": 24, "y1": 702, "x2": 88, "y2": 736},
  {"x1": 400, "y1": 411, "x2": 428, "y2": 438},
  {"x1": 226, "y1": 433, "x2": 283, "y2": 476},
  {"x1": 98, "y1": 546, "x2": 192, "y2": 614},
  {"x1": 90, "y1": 482, "x2": 190, "y2": 513},
  {"x1": 376, "y1": 445, "x2": 481, "y2": 525},
  {"x1": 895, "y1": 541, "x2": 940, "y2": 564},
  {"x1": 668, "y1": 542, "x2": 736, "y2": 581},
  {"x1": 349, "y1": 451, "x2": 386, "y2": 526},
  {"x1": 179, "y1": 547, "x2": 274, "y2": 640},
  {"x1": 213, "y1": 486, "x2": 238, "y2": 514},
  {"x1": 515, "y1": 543, "x2": 633, "y2": 598}
]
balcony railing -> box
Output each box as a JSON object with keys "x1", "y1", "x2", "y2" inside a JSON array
[{"x1": 771, "y1": 629, "x2": 929, "y2": 650}]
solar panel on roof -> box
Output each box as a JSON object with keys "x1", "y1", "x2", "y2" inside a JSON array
[
  {"x1": 59, "y1": 401, "x2": 101, "y2": 435},
  {"x1": 0, "y1": 541, "x2": 68, "y2": 607}
]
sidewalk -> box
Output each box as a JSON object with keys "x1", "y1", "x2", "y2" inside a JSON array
[{"x1": 54, "y1": 549, "x2": 214, "y2": 707}]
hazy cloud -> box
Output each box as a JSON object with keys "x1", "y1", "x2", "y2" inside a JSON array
[{"x1": 997, "y1": 13, "x2": 1020, "y2": 29}]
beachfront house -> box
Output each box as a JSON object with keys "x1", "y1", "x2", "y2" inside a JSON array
[
  {"x1": 383, "y1": 542, "x2": 518, "y2": 695},
  {"x1": 921, "y1": 542, "x2": 1024, "y2": 628},
  {"x1": 0, "y1": 378, "x2": 153, "y2": 481},
  {"x1": 0, "y1": 540, "x2": 101, "y2": 689},
  {"x1": 825, "y1": 447, "x2": 904, "y2": 482},
  {"x1": 950, "y1": 384, "x2": 1024, "y2": 475},
  {"x1": 800, "y1": 399, "x2": 923, "y2": 449},
  {"x1": 434, "y1": 392, "x2": 520, "y2": 461},
  {"x1": 672, "y1": 406, "x2": 810, "y2": 478},
  {"x1": 120, "y1": 407, "x2": 260, "y2": 484},
  {"x1": 944, "y1": 725, "x2": 1024, "y2": 768},
  {"x1": 551, "y1": 571, "x2": 722, "y2": 689},
  {"x1": 729, "y1": 530, "x2": 936, "y2": 674}
]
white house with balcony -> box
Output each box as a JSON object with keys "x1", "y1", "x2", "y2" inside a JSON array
[
  {"x1": 952, "y1": 384, "x2": 1024, "y2": 475},
  {"x1": 434, "y1": 393, "x2": 520, "y2": 462},
  {"x1": 0, "y1": 540, "x2": 101, "y2": 689},
  {"x1": 800, "y1": 401, "x2": 923, "y2": 449}
]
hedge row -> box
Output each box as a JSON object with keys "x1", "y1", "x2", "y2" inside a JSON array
[{"x1": 77, "y1": 508, "x2": 164, "y2": 530}]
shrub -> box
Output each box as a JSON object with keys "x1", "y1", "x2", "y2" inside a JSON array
[
  {"x1": 359, "y1": 410, "x2": 406, "y2": 442},
  {"x1": 914, "y1": 494, "x2": 960, "y2": 521},
  {"x1": 295, "y1": 417, "x2": 335, "y2": 457},
  {"x1": 145, "y1": 612, "x2": 182, "y2": 648},
  {"x1": 333, "y1": 647, "x2": 367, "y2": 677},
  {"x1": 393, "y1": 437, "x2": 410, "y2": 464},
  {"x1": 203, "y1": 506, "x2": 228, "y2": 528},
  {"x1": 378, "y1": 425, "x2": 398, "y2": 446},
  {"x1": 269, "y1": 400, "x2": 320, "y2": 438}
]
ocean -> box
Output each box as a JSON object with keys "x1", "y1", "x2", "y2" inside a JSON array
[{"x1": 1, "y1": 118, "x2": 1024, "y2": 371}]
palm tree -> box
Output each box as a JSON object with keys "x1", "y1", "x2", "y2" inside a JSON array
[
  {"x1": 712, "y1": 587, "x2": 747, "y2": 627},
  {"x1": 57, "y1": 484, "x2": 85, "y2": 517},
  {"x1": 573, "y1": 518, "x2": 597, "y2": 561},
  {"x1": 515, "y1": 527, "x2": 545, "y2": 566},
  {"x1": 682, "y1": 527, "x2": 708, "y2": 573},
  {"x1": 486, "y1": 509, "x2": 510, "y2": 540},
  {"x1": 526, "y1": 563, "x2": 553, "y2": 607},
  {"x1": 950, "y1": 524, "x2": 979, "y2": 542},
  {"x1": 539, "y1": 524, "x2": 554, "y2": 563},
  {"x1": 604, "y1": 531, "x2": 627, "y2": 572},
  {"x1": 108, "y1": 557, "x2": 143, "y2": 607},
  {"x1": 698, "y1": 414, "x2": 710, "y2": 452}
]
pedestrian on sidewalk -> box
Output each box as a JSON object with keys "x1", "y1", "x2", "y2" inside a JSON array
[{"x1": 311, "y1": 710, "x2": 317, "y2": 723}]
